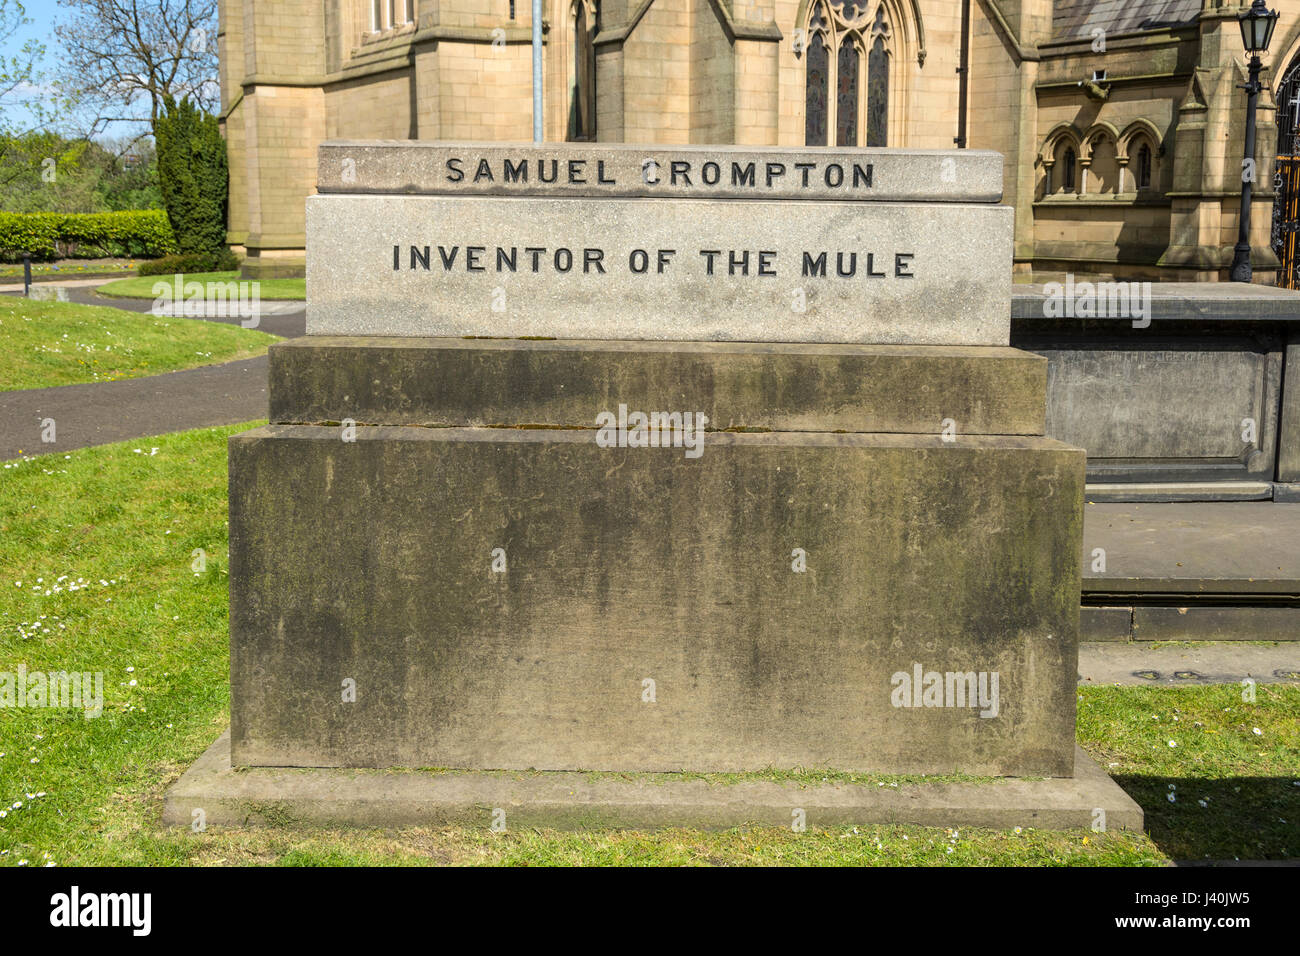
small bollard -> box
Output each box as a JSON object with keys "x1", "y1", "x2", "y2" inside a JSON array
[{"x1": 23, "y1": 253, "x2": 32, "y2": 296}]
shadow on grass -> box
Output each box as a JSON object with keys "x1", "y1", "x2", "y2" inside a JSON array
[{"x1": 1114, "y1": 775, "x2": 1300, "y2": 862}]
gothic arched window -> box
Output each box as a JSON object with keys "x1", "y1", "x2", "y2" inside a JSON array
[
  {"x1": 805, "y1": 30, "x2": 829, "y2": 146},
  {"x1": 836, "y1": 41, "x2": 859, "y2": 146},
  {"x1": 803, "y1": 1, "x2": 893, "y2": 147},
  {"x1": 1137, "y1": 144, "x2": 1152, "y2": 189},
  {"x1": 1063, "y1": 148, "x2": 1076, "y2": 191},
  {"x1": 867, "y1": 34, "x2": 888, "y2": 146}
]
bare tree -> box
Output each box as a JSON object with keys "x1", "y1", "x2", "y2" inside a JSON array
[{"x1": 55, "y1": 0, "x2": 218, "y2": 133}]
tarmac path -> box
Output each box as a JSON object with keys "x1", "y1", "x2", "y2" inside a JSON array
[{"x1": 1, "y1": 280, "x2": 305, "y2": 458}]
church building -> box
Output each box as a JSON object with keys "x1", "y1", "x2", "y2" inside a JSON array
[{"x1": 219, "y1": 0, "x2": 1300, "y2": 283}]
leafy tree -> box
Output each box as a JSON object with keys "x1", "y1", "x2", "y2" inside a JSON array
[
  {"x1": 0, "y1": 1, "x2": 76, "y2": 187},
  {"x1": 0, "y1": 132, "x2": 162, "y2": 213},
  {"x1": 95, "y1": 139, "x2": 164, "y2": 211},
  {"x1": 0, "y1": 131, "x2": 88, "y2": 209}
]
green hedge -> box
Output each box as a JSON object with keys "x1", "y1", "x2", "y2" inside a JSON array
[
  {"x1": 137, "y1": 249, "x2": 241, "y2": 276},
  {"x1": 0, "y1": 210, "x2": 178, "y2": 261}
]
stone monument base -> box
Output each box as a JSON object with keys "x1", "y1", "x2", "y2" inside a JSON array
[
  {"x1": 226, "y1": 337, "x2": 1083, "y2": 778},
  {"x1": 164, "y1": 731, "x2": 1144, "y2": 831}
]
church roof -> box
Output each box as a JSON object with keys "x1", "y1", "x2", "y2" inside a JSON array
[{"x1": 1052, "y1": 0, "x2": 1203, "y2": 40}]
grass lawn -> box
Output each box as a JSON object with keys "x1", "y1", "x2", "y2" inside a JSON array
[
  {"x1": 0, "y1": 300, "x2": 278, "y2": 391},
  {"x1": 96, "y1": 271, "x2": 306, "y2": 301},
  {"x1": 0, "y1": 259, "x2": 138, "y2": 282},
  {"x1": 1, "y1": 423, "x2": 1297, "y2": 866}
]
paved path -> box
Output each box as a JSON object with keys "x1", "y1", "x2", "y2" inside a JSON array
[
  {"x1": 1078, "y1": 642, "x2": 1300, "y2": 686},
  {"x1": 0, "y1": 277, "x2": 105, "y2": 294},
  {"x1": 2, "y1": 282, "x2": 307, "y2": 338},
  {"x1": 1083, "y1": 501, "x2": 1300, "y2": 598},
  {"x1": 1, "y1": 279, "x2": 305, "y2": 458},
  {"x1": 1, "y1": 356, "x2": 268, "y2": 459}
]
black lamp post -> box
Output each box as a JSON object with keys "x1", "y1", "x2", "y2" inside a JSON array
[{"x1": 1230, "y1": 0, "x2": 1280, "y2": 282}]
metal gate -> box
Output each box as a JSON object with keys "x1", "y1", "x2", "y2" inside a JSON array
[
  {"x1": 1274, "y1": 156, "x2": 1300, "y2": 288},
  {"x1": 1272, "y1": 56, "x2": 1300, "y2": 287}
]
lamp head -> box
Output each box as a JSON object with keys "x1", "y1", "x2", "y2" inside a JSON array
[{"x1": 1239, "y1": 0, "x2": 1279, "y2": 55}]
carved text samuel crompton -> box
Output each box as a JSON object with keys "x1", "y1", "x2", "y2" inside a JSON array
[
  {"x1": 443, "y1": 157, "x2": 874, "y2": 191},
  {"x1": 392, "y1": 245, "x2": 917, "y2": 278}
]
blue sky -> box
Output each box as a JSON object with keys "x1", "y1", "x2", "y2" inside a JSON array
[
  {"x1": 4, "y1": 0, "x2": 59, "y2": 75},
  {"x1": 3, "y1": 1, "x2": 64, "y2": 129},
  {"x1": 2, "y1": 0, "x2": 151, "y2": 140}
]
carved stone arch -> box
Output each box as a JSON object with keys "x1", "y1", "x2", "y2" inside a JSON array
[
  {"x1": 797, "y1": 0, "x2": 914, "y2": 146},
  {"x1": 1270, "y1": 18, "x2": 1300, "y2": 103},
  {"x1": 836, "y1": 26, "x2": 866, "y2": 146},
  {"x1": 843, "y1": 21, "x2": 868, "y2": 55},
  {"x1": 805, "y1": 0, "x2": 831, "y2": 39},
  {"x1": 1084, "y1": 129, "x2": 1121, "y2": 194},
  {"x1": 794, "y1": 0, "x2": 923, "y2": 66},
  {"x1": 865, "y1": 9, "x2": 895, "y2": 146},
  {"x1": 1118, "y1": 121, "x2": 1161, "y2": 193},
  {"x1": 1039, "y1": 122, "x2": 1082, "y2": 163},
  {"x1": 858, "y1": 1, "x2": 909, "y2": 146},
  {"x1": 1080, "y1": 121, "x2": 1120, "y2": 162},
  {"x1": 1118, "y1": 118, "x2": 1163, "y2": 161},
  {"x1": 1039, "y1": 124, "x2": 1082, "y2": 197}
]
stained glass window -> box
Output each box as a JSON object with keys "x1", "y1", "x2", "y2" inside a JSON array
[
  {"x1": 836, "y1": 41, "x2": 859, "y2": 147},
  {"x1": 805, "y1": 3, "x2": 893, "y2": 148},
  {"x1": 806, "y1": 32, "x2": 829, "y2": 146},
  {"x1": 867, "y1": 35, "x2": 888, "y2": 146}
]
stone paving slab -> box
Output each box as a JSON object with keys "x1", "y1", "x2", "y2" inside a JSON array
[
  {"x1": 1077, "y1": 643, "x2": 1300, "y2": 686},
  {"x1": 1082, "y1": 606, "x2": 1300, "y2": 642},
  {"x1": 1013, "y1": 282, "x2": 1300, "y2": 322},
  {"x1": 1082, "y1": 502, "x2": 1300, "y2": 597},
  {"x1": 0, "y1": 278, "x2": 106, "y2": 293}
]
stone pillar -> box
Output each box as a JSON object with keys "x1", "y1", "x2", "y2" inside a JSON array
[
  {"x1": 224, "y1": 0, "x2": 329, "y2": 279},
  {"x1": 1277, "y1": 333, "x2": 1300, "y2": 499},
  {"x1": 1160, "y1": 12, "x2": 1281, "y2": 280},
  {"x1": 594, "y1": 0, "x2": 781, "y2": 144}
]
